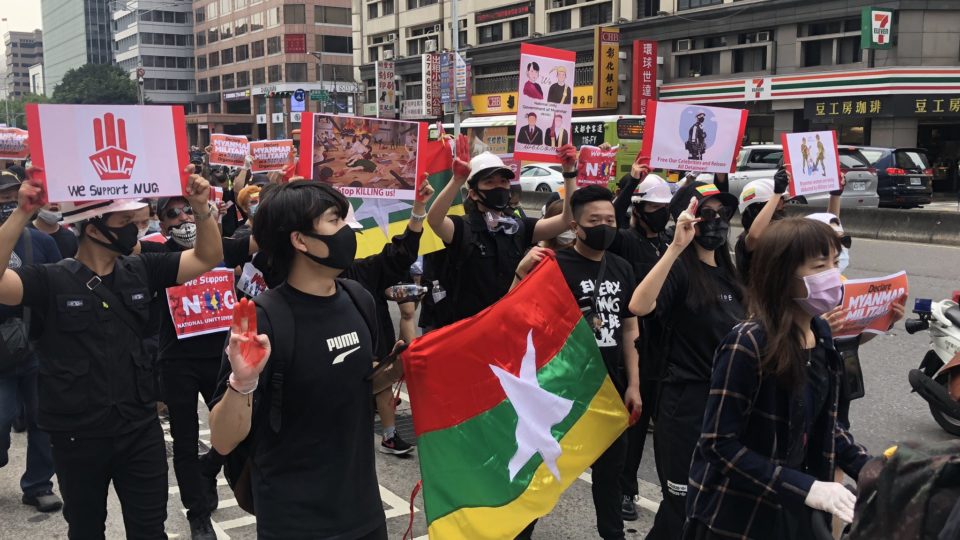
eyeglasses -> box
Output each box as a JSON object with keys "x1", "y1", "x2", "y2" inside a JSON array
[
  {"x1": 840, "y1": 235, "x2": 852, "y2": 249},
  {"x1": 163, "y1": 206, "x2": 194, "y2": 220},
  {"x1": 697, "y1": 206, "x2": 734, "y2": 222}
]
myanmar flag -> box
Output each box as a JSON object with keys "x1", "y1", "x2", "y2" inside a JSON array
[
  {"x1": 403, "y1": 255, "x2": 629, "y2": 539},
  {"x1": 350, "y1": 136, "x2": 465, "y2": 259}
]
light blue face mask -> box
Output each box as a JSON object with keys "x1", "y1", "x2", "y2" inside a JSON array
[
  {"x1": 838, "y1": 247, "x2": 850, "y2": 274},
  {"x1": 248, "y1": 202, "x2": 259, "y2": 217}
]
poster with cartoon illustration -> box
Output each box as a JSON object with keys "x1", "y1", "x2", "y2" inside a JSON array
[
  {"x1": 640, "y1": 100, "x2": 748, "y2": 174},
  {"x1": 514, "y1": 43, "x2": 576, "y2": 163},
  {"x1": 781, "y1": 130, "x2": 841, "y2": 197},
  {"x1": 296, "y1": 113, "x2": 427, "y2": 200}
]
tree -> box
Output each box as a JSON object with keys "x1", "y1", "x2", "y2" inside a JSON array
[
  {"x1": 1, "y1": 93, "x2": 50, "y2": 129},
  {"x1": 52, "y1": 64, "x2": 140, "y2": 104}
]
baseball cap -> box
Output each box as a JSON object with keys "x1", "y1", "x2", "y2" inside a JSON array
[
  {"x1": 467, "y1": 152, "x2": 516, "y2": 186},
  {"x1": 0, "y1": 171, "x2": 21, "y2": 191},
  {"x1": 157, "y1": 196, "x2": 189, "y2": 215},
  {"x1": 632, "y1": 174, "x2": 672, "y2": 204},
  {"x1": 60, "y1": 199, "x2": 149, "y2": 224},
  {"x1": 668, "y1": 181, "x2": 738, "y2": 220},
  {"x1": 806, "y1": 212, "x2": 843, "y2": 234}
]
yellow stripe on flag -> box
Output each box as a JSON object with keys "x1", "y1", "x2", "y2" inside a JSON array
[
  {"x1": 354, "y1": 203, "x2": 465, "y2": 259},
  {"x1": 426, "y1": 376, "x2": 628, "y2": 539}
]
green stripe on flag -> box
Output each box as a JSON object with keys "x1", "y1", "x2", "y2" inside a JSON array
[{"x1": 419, "y1": 320, "x2": 610, "y2": 523}]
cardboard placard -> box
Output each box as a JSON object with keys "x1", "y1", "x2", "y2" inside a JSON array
[
  {"x1": 0, "y1": 127, "x2": 29, "y2": 160},
  {"x1": 165, "y1": 267, "x2": 237, "y2": 339},
  {"x1": 499, "y1": 154, "x2": 521, "y2": 187},
  {"x1": 514, "y1": 43, "x2": 576, "y2": 163},
  {"x1": 25, "y1": 104, "x2": 189, "y2": 202},
  {"x1": 836, "y1": 271, "x2": 909, "y2": 338},
  {"x1": 640, "y1": 100, "x2": 748, "y2": 174},
  {"x1": 781, "y1": 130, "x2": 842, "y2": 197},
  {"x1": 576, "y1": 146, "x2": 619, "y2": 187},
  {"x1": 297, "y1": 113, "x2": 426, "y2": 200},
  {"x1": 249, "y1": 139, "x2": 294, "y2": 173},
  {"x1": 237, "y1": 262, "x2": 268, "y2": 298},
  {"x1": 209, "y1": 134, "x2": 249, "y2": 168}
]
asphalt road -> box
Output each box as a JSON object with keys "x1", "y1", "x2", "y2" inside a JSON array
[{"x1": 1, "y1": 234, "x2": 956, "y2": 539}]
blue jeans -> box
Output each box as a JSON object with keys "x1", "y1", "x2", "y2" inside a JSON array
[{"x1": 0, "y1": 354, "x2": 55, "y2": 496}]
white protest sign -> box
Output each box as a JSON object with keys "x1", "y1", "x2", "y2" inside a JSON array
[
  {"x1": 781, "y1": 130, "x2": 842, "y2": 197},
  {"x1": 640, "y1": 100, "x2": 748, "y2": 174}
]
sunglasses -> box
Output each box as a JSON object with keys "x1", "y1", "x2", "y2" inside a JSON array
[
  {"x1": 163, "y1": 206, "x2": 194, "y2": 220},
  {"x1": 840, "y1": 235, "x2": 852, "y2": 249},
  {"x1": 697, "y1": 206, "x2": 734, "y2": 222}
]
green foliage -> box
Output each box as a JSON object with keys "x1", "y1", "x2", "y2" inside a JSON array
[
  {"x1": 52, "y1": 64, "x2": 140, "y2": 105},
  {"x1": 0, "y1": 93, "x2": 49, "y2": 128}
]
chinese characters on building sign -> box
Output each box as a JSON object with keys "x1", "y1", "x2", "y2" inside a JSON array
[
  {"x1": 632, "y1": 40, "x2": 657, "y2": 116},
  {"x1": 593, "y1": 27, "x2": 620, "y2": 110}
]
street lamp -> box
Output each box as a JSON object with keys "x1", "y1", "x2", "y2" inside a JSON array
[{"x1": 308, "y1": 51, "x2": 326, "y2": 113}]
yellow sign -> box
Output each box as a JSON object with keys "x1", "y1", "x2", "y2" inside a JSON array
[
  {"x1": 594, "y1": 27, "x2": 620, "y2": 109},
  {"x1": 472, "y1": 86, "x2": 597, "y2": 116}
]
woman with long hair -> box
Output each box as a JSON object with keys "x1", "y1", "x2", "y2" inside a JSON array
[
  {"x1": 628, "y1": 181, "x2": 744, "y2": 539},
  {"x1": 684, "y1": 218, "x2": 871, "y2": 540}
]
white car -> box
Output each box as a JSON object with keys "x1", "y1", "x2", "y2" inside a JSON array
[{"x1": 519, "y1": 163, "x2": 565, "y2": 192}]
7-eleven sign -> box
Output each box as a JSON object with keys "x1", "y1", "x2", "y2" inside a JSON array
[
  {"x1": 861, "y1": 7, "x2": 894, "y2": 49},
  {"x1": 744, "y1": 77, "x2": 770, "y2": 102}
]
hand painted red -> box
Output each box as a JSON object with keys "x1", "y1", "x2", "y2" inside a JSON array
[{"x1": 232, "y1": 298, "x2": 267, "y2": 367}]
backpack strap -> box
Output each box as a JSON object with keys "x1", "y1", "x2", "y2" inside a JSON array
[
  {"x1": 337, "y1": 277, "x2": 381, "y2": 359},
  {"x1": 252, "y1": 288, "x2": 296, "y2": 434}
]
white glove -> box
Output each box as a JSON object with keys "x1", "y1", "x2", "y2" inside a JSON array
[{"x1": 804, "y1": 480, "x2": 856, "y2": 524}]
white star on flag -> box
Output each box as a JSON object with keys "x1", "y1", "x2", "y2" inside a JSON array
[
  {"x1": 490, "y1": 330, "x2": 575, "y2": 482},
  {"x1": 351, "y1": 198, "x2": 412, "y2": 237}
]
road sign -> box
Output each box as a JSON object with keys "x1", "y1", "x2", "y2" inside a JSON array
[
  {"x1": 310, "y1": 90, "x2": 331, "y2": 102},
  {"x1": 291, "y1": 88, "x2": 305, "y2": 112},
  {"x1": 136, "y1": 67, "x2": 146, "y2": 78}
]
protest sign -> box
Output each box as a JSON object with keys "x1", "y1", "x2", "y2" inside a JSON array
[
  {"x1": 576, "y1": 145, "x2": 619, "y2": 187},
  {"x1": 249, "y1": 139, "x2": 294, "y2": 173},
  {"x1": 237, "y1": 262, "x2": 268, "y2": 298},
  {"x1": 166, "y1": 267, "x2": 237, "y2": 339},
  {"x1": 498, "y1": 154, "x2": 521, "y2": 187},
  {"x1": 0, "y1": 127, "x2": 29, "y2": 160},
  {"x1": 25, "y1": 104, "x2": 188, "y2": 203},
  {"x1": 514, "y1": 43, "x2": 576, "y2": 163},
  {"x1": 209, "y1": 134, "x2": 249, "y2": 168},
  {"x1": 141, "y1": 232, "x2": 167, "y2": 244},
  {"x1": 836, "y1": 271, "x2": 909, "y2": 339},
  {"x1": 297, "y1": 113, "x2": 426, "y2": 200},
  {"x1": 640, "y1": 100, "x2": 748, "y2": 174},
  {"x1": 781, "y1": 130, "x2": 842, "y2": 197}
]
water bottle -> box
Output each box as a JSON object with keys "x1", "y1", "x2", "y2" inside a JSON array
[{"x1": 387, "y1": 284, "x2": 428, "y2": 302}]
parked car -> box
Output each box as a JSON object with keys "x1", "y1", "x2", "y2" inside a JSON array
[
  {"x1": 727, "y1": 144, "x2": 879, "y2": 209},
  {"x1": 519, "y1": 163, "x2": 565, "y2": 192},
  {"x1": 856, "y1": 147, "x2": 933, "y2": 208}
]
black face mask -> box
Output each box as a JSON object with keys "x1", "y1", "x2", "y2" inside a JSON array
[
  {"x1": 638, "y1": 207, "x2": 670, "y2": 234},
  {"x1": 694, "y1": 219, "x2": 729, "y2": 251},
  {"x1": 0, "y1": 201, "x2": 17, "y2": 224},
  {"x1": 90, "y1": 220, "x2": 140, "y2": 256},
  {"x1": 477, "y1": 188, "x2": 511, "y2": 212},
  {"x1": 578, "y1": 224, "x2": 617, "y2": 251},
  {"x1": 300, "y1": 225, "x2": 357, "y2": 271}
]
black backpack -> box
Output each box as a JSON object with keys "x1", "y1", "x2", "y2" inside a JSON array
[{"x1": 222, "y1": 278, "x2": 380, "y2": 515}]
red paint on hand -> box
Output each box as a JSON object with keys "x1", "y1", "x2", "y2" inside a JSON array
[{"x1": 233, "y1": 298, "x2": 267, "y2": 367}]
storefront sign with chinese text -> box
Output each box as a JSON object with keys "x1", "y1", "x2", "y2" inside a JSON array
[
  {"x1": 376, "y1": 60, "x2": 396, "y2": 118},
  {"x1": 632, "y1": 40, "x2": 658, "y2": 116},
  {"x1": 594, "y1": 27, "x2": 620, "y2": 110}
]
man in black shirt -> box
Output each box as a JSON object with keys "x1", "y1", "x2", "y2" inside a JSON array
[
  {"x1": 0, "y1": 172, "x2": 223, "y2": 539},
  {"x1": 514, "y1": 185, "x2": 641, "y2": 540},
  {"x1": 209, "y1": 182, "x2": 389, "y2": 540},
  {"x1": 30, "y1": 202, "x2": 78, "y2": 258}
]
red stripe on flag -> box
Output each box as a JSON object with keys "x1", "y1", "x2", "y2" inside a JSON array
[{"x1": 402, "y1": 256, "x2": 583, "y2": 435}]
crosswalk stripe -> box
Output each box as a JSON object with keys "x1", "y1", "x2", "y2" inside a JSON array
[
  {"x1": 217, "y1": 515, "x2": 257, "y2": 531},
  {"x1": 578, "y1": 471, "x2": 662, "y2": 514}
]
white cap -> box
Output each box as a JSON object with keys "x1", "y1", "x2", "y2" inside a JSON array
[
  {"x1": 60, "y1": 199, "x2": 149, "y2": 225},
  {"x1": 466, "y1": 152, "x2": 515, "y2": 184},
  {"x1": 806, "y1": 212, "x2": 844, "y2": 234},
  {"x1": 695, "y1": 173, "x2": 714, "y2": 183},
  {"x1": 631, "y1": 174, "x2": 673, "y2": 204},
  {"x1": 738, "y1": 179, "x2": 775, "y2": 214}
]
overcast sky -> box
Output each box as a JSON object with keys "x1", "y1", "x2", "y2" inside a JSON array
[{"x1": 3, "y1": 3, "x2": 44, "y2": 34}]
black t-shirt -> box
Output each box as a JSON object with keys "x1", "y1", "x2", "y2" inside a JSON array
[
  {"x1": 609, "y1": 226, "x2": 668, "y2": 285},
  {"x1": 444, "y1": 212, "x2": 537, "y2": 322},
  {"x1": 157, "y1": 236, "x2": 252, "y2": 361},
  {"x1": 734, "y1": 232, "x2": 752, "y2": 285},
  {"x1": 556, "y1": 248, "x2": 636, "y2": 393},
  {"x1": 28, "y1": 223, "x2": 78, "y2": 259},
  {"x1": 655, "y1": 259, "x2": 744, "y2": 384},
  {"x1": 210, "y1": 283, "x2": 384, "y2": 539}
]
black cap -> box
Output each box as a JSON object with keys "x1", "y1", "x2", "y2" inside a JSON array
[
  {"x1": 5, "y1": 164, "x2": 27, "y2": 181},
  {"x1": 668, "y1": 181, "x2": 738, "y2": 220},
  {"x1": 0, "y1": 170, "x2": 21, "y2": 191},
  {"x1": 157, "y1": 196, "x2": 188, "y2": 214}
]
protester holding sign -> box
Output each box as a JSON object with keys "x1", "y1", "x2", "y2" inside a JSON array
[
  {"x1": 0, "y1": 169, "x2": 222, "y2": 539},
  {"x1": 641, "y1": 100, "x2": 748, "y2": 175},
  {"x1": 733, "y1": 169, "x2": 790, "y2": 284},
  {"x1": 208, "y1": 134, "x2": 250, "y2": 169},
  {"x1": 515, "y1": 44, "x2": 575, "y2": 162},
  {"x1": 782, "y1": 131, "x2": 842, "y2": 197}
]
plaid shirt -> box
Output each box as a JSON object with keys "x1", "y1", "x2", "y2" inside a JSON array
[{"x1": 685, "y1": 318, "x2": 871, "y2": 539}]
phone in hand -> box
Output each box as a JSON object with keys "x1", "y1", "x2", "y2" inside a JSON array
[{"x1": 366, "y1": 342, "x2": 410, "y2": 381}]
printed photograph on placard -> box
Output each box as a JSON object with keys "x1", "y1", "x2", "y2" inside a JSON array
[
  {"x1": 781, "y1": 130, "x2": 842, "y2": 197},
  {"x1": 309, "y1": 114, "x2": 422, "y2": 199},
  {"x1": 514, "y1": 43, "x2": 576, "y2": 163},
  {"x1": 641, "y1": 100, "x2": 748, "y2": 174}
]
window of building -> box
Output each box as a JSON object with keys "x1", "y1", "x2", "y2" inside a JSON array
[
  {"x1": 317, "y1": 64, "x2": 350, "y2": 81},
  {"x1": 222, "y1": 73, "x2": 235, "y2": 89},
  {"x1": 252, "y1": 40, "x2": 264, "y2": 57},
  {"x1": 318, "y1": 35, "x2": 352, "y2": 54},
  {"x1": 236, "y1": 17, "x2": 248, "y2": 36},
  {"x1": 220, "y1": 0, "x2": 231, "y2": 16},
  {"x1": 837, "y1": 35, "x2": 863, "y2": 64},
  {"x1": 383, "y1": 0, "x2": 394, "y2": 15},
  {"x1": 208, "y1": 27, "x2": 219, "y2": 43},
  {"x1": 286, "y1": 63, "x2": 307, "y2": 82},
  {"x1": 802, "y1": 18, "x2": 860, "y2": 37},
  {"x1": 195, "y1": 8, "x2": 205, "y2": 23},
  {"x1": 510, "y1": 18, "x2": 529, "y2": 39},
  {"x1": 196, "y1": 32, "x2": 206, "y2": 47},
  {"x1": 234, "y1": 44, "x2": 248, "y2": 62},
  {"x1": 283, "y1": 4, "x2": 306, "y2": 24},
  {"x1": 368, "y1": 3, "x2": 378, "y2": 20},
  {"x1": 235, "y1": 0, "x2": 247, "y2": 8},
  {"x1": 237, "y1": 70, "x2": 249, "y2": 87},
  {"x1": 581, "y1": 2, "x2": 612, "y2": 26},
  {"x1": 221, "y1": 48, "x2": 234, "y2": 64},
  {"x1": 221, "y1": 22, "x2": 233, "y2": 40},
  {"x1": 267, "y1": 36, "x2": 282, "y2": 54},
  {"x1": 253, "y1": 67, "x2": 266, "y2": 84},
  {"x1": 738, "y1": 30, "x2": 773, "y2": 45},
  {"x1": 268, "y1": 65, "x2": 282, "y2": 82},
  {"x1": 478, "y1": 24, "x2": 503, "y2": 44},
  {"x1": 250, "y1": 12, "x2": 264, "y2": 31},
  {"x1": 733, "y1": 47, "x2": 767, "y2": 73},
  {"x1": 407, "y1": 0, "x2": 438, "y2": 9},
  {"x1": 197, "y1": 55, "x2": 207, "y2": 70},
  {"x1": 368, "y1": 46, "x2": 379, "y2": 62},
  {"x1": 206, "y1": 2, "x2": 217, "y2": 20},
  {"x1": 198, "y1": 78, "x2": 209, "y2": 93},
  {"x1": 678, "y1": 0, "x2": 721, "y2": 9},
  {"x1": 801, "y1": 39, "x2": 829, "y2": 67},
  {"x1": 549, "y1": 10, "x2": 571, "y2": 32},
  {"x1": 209, "y1": 51, "x2": 220, "y2": 67},
  {"x1": 676, "y1": 51, "x2": 720, "y2": 77},
  {"x1": 315, "y1": 6, "x2": 351, "y2": 24},
  {"x1": 210, "y1": 75, "x2": 221, "y2": 91},
  {"x1": 267, "y1": 7, "x2": 280, "y2": 26}
]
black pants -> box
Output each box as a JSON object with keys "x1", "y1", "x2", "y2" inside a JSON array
[
  {"x1": 161, "y1": 356, "x2": 224, "y2": 520},
  {"x1": 620, "y1": 376, "x2": 658, "y2": 497},
  {"x1": 516, "y1": 433, "x2": 628, "y2": 540},
  {"x1": 647, "y1": 383, "x2": 708, "y2": 540},
  {"x1": 50, "y1": 419, "x2": 168, "y2": 540}
]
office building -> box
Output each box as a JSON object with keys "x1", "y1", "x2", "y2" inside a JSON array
[
  {"x1": 41, "y1": 0, "x2": 114, "y2": 96},
  {"x1": 4, "y1": 30, "x2": 43, "y2": 98},
  {"x1": 29, "y1": 63, "x2": 45, "y2": 95}
]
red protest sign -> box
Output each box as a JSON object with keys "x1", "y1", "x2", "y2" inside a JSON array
[
  {"x1": 141, "y1": 232, "x2": 167, "y2": 244},
  {"x1": 165, "y1": 268, "x2": 237, "y2": 339},
  {"x1": 576, "y1": 145, "x2": 618, "y2": 187},
  {"x1": 209, "y1": 134, "x2": 249, "y2": 168},
  {"x1": 249, "y1": 139, "x2": 293, "y2": 173},
  {"x1": 0, "y1": 128, "x2": 29, "y2": 160},
  {"x1": 836, "y1": 271, "x2": 909, "y2": 339}
]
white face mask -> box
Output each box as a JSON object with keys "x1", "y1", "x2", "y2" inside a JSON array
[
  {"x1": 838, "y1": 247, "x2": 850, "y2": 274},
  {"x1": 137, "y1": 226, "x2": 149, "y2": 240},
  {"x1": 557, "y1": 230, "x2": 576, "y2": 244},
  {"x1": 170, "y1": 222, "x2": 197, "y2": 248},
  {"x1": 147, "y1": 219, "x2": 161, "y2": 233},
  {"x1": 38, "y1": 210, "x2": 62, "y2": 225}
]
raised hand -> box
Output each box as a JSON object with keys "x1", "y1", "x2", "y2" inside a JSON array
[
  {"x1": 18, "y1": 175, "x2": 46, "y2": 214},
  {"x1": 226, "y1": 298, "x2": 271, "y2": 392},
  {"x1": 630, "y1": 154, "x2": 650, "y2": 181},
  {"x1": 516, "y1": 246, "x2": 555, "y2": 278},
  {"x1": 416, "y1": 175, "x2": 435, "y2": 204},
  {"x1": 774, "y1": 167, "x2": 790, "y2": 195},
  {"x1": 452, "y1": 133, "x2": 471, "y2": 183},
  {"x1": 558, "y1": 144, "x2": 577, "y2": 172},
  {"x1": 672, "y1": 197, "x2": 701, "y2": 250},
  {"x1": 184, "y1": 165, "x2": 211, "y2": 208}
]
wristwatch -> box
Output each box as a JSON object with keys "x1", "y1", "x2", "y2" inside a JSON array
[{"x1": 562, "y1": 171, "x2": 577, "y2": 179}]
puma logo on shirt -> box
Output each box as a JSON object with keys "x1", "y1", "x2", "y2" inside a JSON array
[{"x1": 327, "y1": 332, "x2": 361, "y2": 365}]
